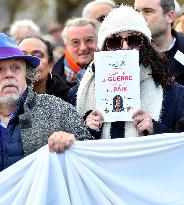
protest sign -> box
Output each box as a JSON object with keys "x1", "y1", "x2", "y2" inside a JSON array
[{"x1": 94, "y1": 50, "x2": 140, "y2": 122}]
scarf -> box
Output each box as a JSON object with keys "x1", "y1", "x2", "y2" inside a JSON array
[
  {"x1": 64, "y1": 48, "x2": 81, "y2": 82},
  {"x1": 77, "y1": 63, "x2": 163, "y2": 139}
]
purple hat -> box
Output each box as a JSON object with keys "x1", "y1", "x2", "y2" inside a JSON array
[{"x1": 0, "y1": 33, "x2": 40, "y2": 68}]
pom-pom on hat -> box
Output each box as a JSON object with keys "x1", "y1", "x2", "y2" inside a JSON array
[
  {"x1": 98, "y1": 5, "x2": 152, "y2": 50},
  {"x1": 0, "y1": 33, "x2": 40, "y2": 68}
]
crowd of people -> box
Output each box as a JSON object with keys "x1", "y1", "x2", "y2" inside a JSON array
[{"x1": 0, "y1": 0, "x2": 184, "y2": 173}]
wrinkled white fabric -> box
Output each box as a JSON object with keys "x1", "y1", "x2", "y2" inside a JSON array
[{"x1": 0, "y1": 133, "x2": 184, "y2": 205}]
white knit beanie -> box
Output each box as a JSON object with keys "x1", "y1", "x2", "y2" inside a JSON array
[{"x1": 98, "y1": 5, "x2": 152, "y2": 50}]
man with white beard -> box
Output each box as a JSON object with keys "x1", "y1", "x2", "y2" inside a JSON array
[{"x1": 0, "y1": 33, "x2": 93, "y2": 171}]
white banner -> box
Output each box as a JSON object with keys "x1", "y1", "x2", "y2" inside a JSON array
[{"x1": 0, "y1": 133, "x2": 184, "y2": 205}]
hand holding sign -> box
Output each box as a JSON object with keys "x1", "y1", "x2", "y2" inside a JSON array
[
  {"x1": 85, "y1": 109, "x2": 104, "y2": 131},
  {"x1": 132, "y1": 109, "x2": 153, "y2": 135}
]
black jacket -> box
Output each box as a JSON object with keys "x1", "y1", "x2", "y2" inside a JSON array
[
  {"x1": 52, "y1": 55, "x2": 66, "y2": 80},
  {"x1": 46, "y1": 73, "x2": 71, "y2": 101},
  {"x1": 166, "y1": 30, "x2": 184, "y2": 85},
  {"x1": 52, "y1": 55, "x2": 86, "y2": 86}
]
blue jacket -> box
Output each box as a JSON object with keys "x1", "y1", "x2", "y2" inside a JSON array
[
  {"x1": 153, "y1": 82, "x2": 184, "y2": 133},
  {"x1": 111, "y1": 82, "x2": 184, "y2": 138},
  {"x1": 0, "y1": 88, "x2": 93, "y2": 171},
  {"x1": 166, "y1": 30, "x2": 184, "y2": 86},
  {"x1": 0, "y1": 91, "x2": 26, "y2": 171}
]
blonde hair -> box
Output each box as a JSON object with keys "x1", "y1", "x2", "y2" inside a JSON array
[{"x1": 173, "y1": 15, "x2": 184, "y2": 33}]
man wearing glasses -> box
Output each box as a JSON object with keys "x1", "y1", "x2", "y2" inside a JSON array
[{"x1": 52, "y1": 17, "x2": 100, "y2": 85}]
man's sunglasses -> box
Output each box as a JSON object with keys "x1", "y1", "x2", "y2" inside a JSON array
[{"x1": 105, "y1": 33, "x2": 144, "y2": 51}]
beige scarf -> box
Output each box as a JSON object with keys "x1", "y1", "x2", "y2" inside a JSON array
[{"x1": 77, "y1": 63, "x2": 163, "y2": 139}]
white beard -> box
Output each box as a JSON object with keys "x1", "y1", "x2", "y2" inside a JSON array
[
  {"x1": 0, "y1": 79, "x2": 20, "y2": 104},
  {"x1": 0, "y1": 95, "x2": 20, "y2": 105}
]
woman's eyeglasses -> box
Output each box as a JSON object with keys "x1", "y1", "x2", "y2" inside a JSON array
[{"x1": 105, "y1": 33, "x2": 144, "y2": 51}]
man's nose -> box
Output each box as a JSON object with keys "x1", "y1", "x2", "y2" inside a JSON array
[
  {"x1": 4, "y1": 67, "x2": 15, "y2": 77},
  {"x1": 79, "y1": 41, "x2": 88, "y2": 50}
]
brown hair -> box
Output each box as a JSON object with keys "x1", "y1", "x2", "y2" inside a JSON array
[{"x1": 140, "y1": 36, "x2": 173, "y2": 89}]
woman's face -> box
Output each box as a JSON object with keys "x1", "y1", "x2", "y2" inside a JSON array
[
  {"x1": 104, "y1": 31, "x2": 144, "y2": 51},
  {"x1": 19, "y1": 38, "x2": 53, "y2": 83}
]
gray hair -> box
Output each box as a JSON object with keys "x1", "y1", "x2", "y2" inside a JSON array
[
  {"x1": 160, "y1": 0, "x2": 175, "y2": 14},
  {"x1": 26, "y1": 63, "x2": 39, "y2": 87},
  {"x1": 82, "y1": 0, "x2": 116, "y2": 19},
  {"x1": 62, "y1": 17, "x2": 100, "y2": 44},
  {"x1": 9, "y1": 19, "x2": 40, "y2": 42}
]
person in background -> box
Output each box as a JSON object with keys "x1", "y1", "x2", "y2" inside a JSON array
[
  {"x1": 82, "y1": 0, "x2": 116, "y2": 22},
  {"x1": 9, "y1": 19, "x2": 40, "y2": 43},
  {"x1": 174, "y1": 0, "x2": 182, "y2": 16},
  {"x1": 70, "y1": 5, "x2": 184, "y2": 139},
  {"x1": 43, "y1": 22, "x2": 65, "y2": 62},
  {"x1": 52, "y1": 17, "x2": 100, "y2": 85},
  {"x1": 173, "y1": 14, "x2": 184, "y2": 34},
  {"x1": 0, "y1": 33, "x2": 94, "y2": 172},
  {"x1": 173, "y1": 0, "x2": 184, "y2": 34},
  {"x1": 47, "y1": 22, "x2": 64, "y2": 49},
  {"x1": 19, "y1": 36, "x2": 71, "y2": 101},
  {"x1": 134, "y1": 0, "x2": 184, "y2": 86}
]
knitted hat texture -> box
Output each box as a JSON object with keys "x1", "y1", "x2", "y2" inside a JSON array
[{"x1": 98, "y1": 5, "x2": 152, "y2": 49}]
